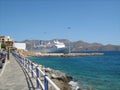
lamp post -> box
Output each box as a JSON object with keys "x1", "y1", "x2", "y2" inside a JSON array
[
  {"x1": 7, "y1": 46, "x2": 10, "y2": 60},
  {"x1": 7, "y1": 36, "x2": 10, "y2": 60},
  {"x1": 68, "y1": 40, "x2": 71, "y2": 54},
  {"x1": 7, "y1": 40, "x2": 10, "y2": 60},
  {"x1": 44, "y1": 32, "x2": 47, "y2": 53},
  {"x1": 68, "y1": 27, "x2": 71, "y2": 54}
]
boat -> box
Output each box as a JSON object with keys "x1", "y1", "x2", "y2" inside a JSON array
[{"x1": 31, "y1": 40, "x2": 68, "y2": 53}]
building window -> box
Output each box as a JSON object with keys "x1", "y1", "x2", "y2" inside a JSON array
[{"x1": 2, "y1": 39, "x2": 4, "y2": 43}]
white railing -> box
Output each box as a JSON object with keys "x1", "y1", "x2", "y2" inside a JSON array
[{"x1": 12, "y1": 52, "x2": 60, "y2": 90}]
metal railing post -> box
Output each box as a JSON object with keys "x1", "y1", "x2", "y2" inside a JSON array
[
  {"x1": 44, "y1": 75, "x2": 48, "y2": 90},
  {"x1": 21, "y1": 57, "x2": 23, "y2": 65},
  {"x1": 25, "y1": 59, "x2": 27, "y2": 68},
  {"x1": 31, "y1": 63, "x2": 34, "y2": 78},
  {"x1": 23, "y1": 57, "x2": 25, "y2": 67},
  {"x1": 27, "y1": 60, "x2": 29, "y2": 72},
  {"x1": 22, "y1": 57, "x2": 24, "y2": 66},
  {"x1": 36, "y1": 66, "x2": 39, "y2": 88},
  {"x1": 29, "y1": 60, "x2": 31, "y2": 72},
  {"x1": 20, "y1": 56, "x2": 22, "y2": 64}
]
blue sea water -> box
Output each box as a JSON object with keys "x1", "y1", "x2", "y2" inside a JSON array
[{"x1": 29, "y1": 51, "x2": 120, "y2": 90}]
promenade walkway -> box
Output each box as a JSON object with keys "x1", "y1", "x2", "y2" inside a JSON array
[{"x1": 0, "y1": 53, "x2": 35, "y2": 90}]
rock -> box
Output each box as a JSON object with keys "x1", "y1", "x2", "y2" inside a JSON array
[
  {"x1": 38, "y1": 64, "x2": 43, "y2": 68},
  {"x1": 69, "y1": 81, "x2": 81, "y2": 90},
  {"x1": 51, "y1": 73, "x2": 63, "y2": 80},
  {"x1": 50, "y1": 70, "x2": 73, "y2": 82},
  {"x1": 66, "y1": 75, "x2": 73, "y2": 81},
  {"x1": 69, "y1": 81, "x2": 78, "y2": 87},
  {"x1": 42, "y1": 67, "x2": 46, "y2": 71},
  {"x1": 45, "y1": 67, "x2": 52, "y2": 73},
  {"x1": 51, "y1": 74, "x2": 59, "y2": 79}
]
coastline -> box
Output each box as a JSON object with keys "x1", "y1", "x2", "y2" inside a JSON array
[
  {"x1": 29, "y1": 59, "x2": 94, "y2": 90},
  {"x1": 16, "y1": 50, "x2": 97, "y2": 90},
  {"x1": 16, "y1": 50, "x2": 78, "y2": 89},
  {"x1": 37, "y1": 64, "x2": 76, "y2": 90}
]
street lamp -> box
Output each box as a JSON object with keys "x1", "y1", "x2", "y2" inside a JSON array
[
  {"x1": 43, "y1": 32, "x2": 47, "y2": 53},
  {"x1": 7, "y1": 36, "x2": 10, "y2": 60},
  {"x1": 7, "y1": 46, "x2": 10, "y2": 60},
  {"x1": 68, "y1": 40, "x2": 71, "y2": 54},
  {"x1": 67, "y1": 27, "x2": 71, "y2": 54}
]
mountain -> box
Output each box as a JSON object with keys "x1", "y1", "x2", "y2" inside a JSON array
[
  {"x1": 71, "y1": 41, "x2": 120, "y2": 51},
  {"x1": 18, "y1": 39, "x2": 120, "y2": 51}
]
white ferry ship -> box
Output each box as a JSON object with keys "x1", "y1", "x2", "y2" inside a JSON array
[{"x1": 32, "y1": 40, "x2": 68, "y2": 53}]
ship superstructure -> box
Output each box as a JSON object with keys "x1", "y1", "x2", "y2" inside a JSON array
[{"x1": 32, "y1": 40, "x2": 67, "y2": 53}]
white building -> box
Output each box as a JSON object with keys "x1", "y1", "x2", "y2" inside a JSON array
[{"x1": 14, "y1": 43, "x2": 26, "y2": 50}]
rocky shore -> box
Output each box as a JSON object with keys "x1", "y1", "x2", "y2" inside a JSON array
[
  {"x1": 35, "y1": 63, "x2": 94, "y2": 90},
  {"x1": 39, "y1": 65, "x2": 74, "y2": 90}
]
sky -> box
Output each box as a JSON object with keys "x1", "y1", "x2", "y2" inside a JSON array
[{"x1": 0, "y1": 0, "x2": 120, "y2": 45}]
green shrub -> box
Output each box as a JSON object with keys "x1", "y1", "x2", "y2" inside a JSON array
[{"x1": 1, "y1": 43, "x2": 6, "y2": 50}]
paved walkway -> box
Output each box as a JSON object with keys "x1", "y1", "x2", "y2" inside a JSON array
[{"x1": 0, "y1": 53, "x2": 35, "y2": 90}]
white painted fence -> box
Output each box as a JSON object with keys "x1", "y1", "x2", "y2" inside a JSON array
[{"x1": 12, "y1": 52, "x2": 60, "y2": 90}]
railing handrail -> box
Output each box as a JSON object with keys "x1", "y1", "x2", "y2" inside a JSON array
[
  {"x1": 37, "y1": 67, "x2": 60, "y2": 90},
  {"x1": 12, "y1": 52, "x2": 60, "y2": 90},
  {"x1": 45, "y1": 75, "x2": 60, "y2": 90}
]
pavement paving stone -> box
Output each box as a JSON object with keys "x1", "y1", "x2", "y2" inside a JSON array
[{"x1": 0, "y1": 53, "x2": 35, "y2": 90}]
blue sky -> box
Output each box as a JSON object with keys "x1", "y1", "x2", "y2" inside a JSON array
[{"x1": 0, "y1": 0, "x2": 120, "y2": 45}]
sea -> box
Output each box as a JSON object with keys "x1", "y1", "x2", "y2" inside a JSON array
[{"x1": 28, "y1": 51, "x2": 120, "y2": 90}]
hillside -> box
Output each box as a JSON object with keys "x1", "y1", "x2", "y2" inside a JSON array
[{"x1": 17, "y1": 39, "x2": 120, "y2": 51}]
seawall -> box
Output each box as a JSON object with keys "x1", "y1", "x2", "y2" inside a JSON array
[{"x1": 16, "y1": 50, "x2": 104, "y2": 57}]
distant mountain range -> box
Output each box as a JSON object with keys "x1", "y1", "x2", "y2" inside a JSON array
[{"x1": 16, "y1": 39, "x2": 120, "y2": 51}]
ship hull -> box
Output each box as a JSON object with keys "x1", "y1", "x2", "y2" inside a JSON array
[{"x1": 29, "y1": 47, "x2": 68, "y2": 53}]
